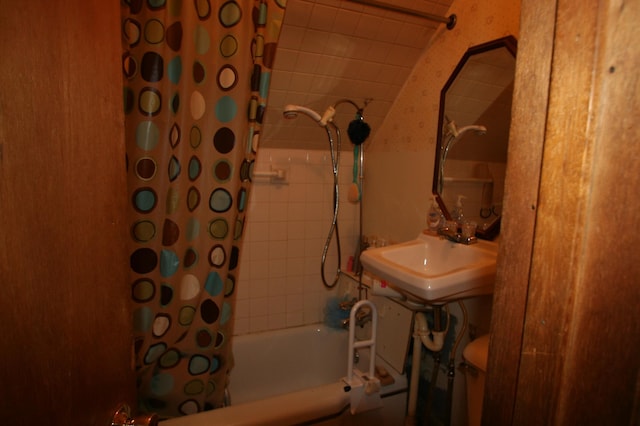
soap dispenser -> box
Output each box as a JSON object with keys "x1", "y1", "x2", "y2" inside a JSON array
[{"x1": 452, "y1": 195, "x2": 466, "y2": 224}]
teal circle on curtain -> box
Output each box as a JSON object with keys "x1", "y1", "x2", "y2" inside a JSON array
[
  {"x1": 188, "y1": 355, "x2": 210, "y2": 375},
  {"x1": 194, "y1": 25, "x2": 210, "y2": 55},
  {"x1": 204, "y1": 271, "x2": 223, "y2": 296},
  {"x1": 168, "y1": 156, "x2": 181, "y2": 182},
  {"x1": 168, "y1": 56, "x2": 182, "y2": 84},
  {"x1": 215, "y1": 96, "x2": 237, "y2": 122},
  {"x1": 148, "y1": 0, "x2": 167, "y2": 9},
  {"x1": 188, "y1": 156, "x2": 201, "y2": 181},
  {"x1": 237, "y1": 187, "x2": 247, "y2": 212},
  {"x1": 133, "y1": 188, "x2": 157, "y2": 213},
  {"x1": 144, "y1": 342, "x2": 167, "y2": 364},
  {"x1": 136, "y1": 120, "x2": 160, "y2": 151},
  {"x1": 150, "y1": 373, "x2": 174, "y2": 396},
  {"x1": 209, "y1": 356, "x2": 220, "y2": 374},
  {"x1": 220, "y1": 301, "x2": 232, "y2": 325},
  {"x1": 160, "y1": 249, "x2": 180, "y2": 277},
  {"x1": 219, "y1": 2, "x2": 242, "y2": 27},
  {"x1": 133, "y1": 306, "x2": 153, "y2": 333},
  {"x1": 186, "y1": 217, "x2": 200, "y2": 241},
  {"x1": 209, "y1": 188, "x2": 232, "y2": 212}
]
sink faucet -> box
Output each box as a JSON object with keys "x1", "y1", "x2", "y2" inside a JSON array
[{"x1": 438, "y1": 223, "x2": 477, "y2": 245}]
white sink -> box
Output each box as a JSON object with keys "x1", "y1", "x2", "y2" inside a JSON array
[{"x1": 360, "y1": 233, "x2": 498, "y2": 304}]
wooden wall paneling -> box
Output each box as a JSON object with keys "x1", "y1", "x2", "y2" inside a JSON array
[
  {"x1": 513, "y1": 0, "x2": 604, "y2": 422},
  {"x1": 552, "y1": 0, "x2": 640, "y2": 424},
  {"x1": 0, "y1": 1, "x2": 135, "y2": 424},
  {"x1": 488, "y1": 0, "x2": 640, "y2": 424},
  {"x1": 482, "y1": 0, "x2": 556, "y2": 424}
]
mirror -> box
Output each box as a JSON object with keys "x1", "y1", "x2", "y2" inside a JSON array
[{"x1": 432, "y1": 36, "x2": 517, "y2": 240}]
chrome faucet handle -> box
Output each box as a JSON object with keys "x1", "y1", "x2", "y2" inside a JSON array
[{"x1": 112, "y1": 404, "x2": 158, "y2": 426}]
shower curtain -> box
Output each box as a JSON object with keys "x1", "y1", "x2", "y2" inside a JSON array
[{"x1": 121, "y1": 0, "x2": 285, "y2": 417}]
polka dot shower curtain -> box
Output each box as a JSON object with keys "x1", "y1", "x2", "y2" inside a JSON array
[{"x1": 121, "y1": 0, "x2": 285, "y2": 418}]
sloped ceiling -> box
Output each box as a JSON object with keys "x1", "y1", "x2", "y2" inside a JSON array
[{"x1": 260, "y1": 0, "x2": 456, "y2": 151}]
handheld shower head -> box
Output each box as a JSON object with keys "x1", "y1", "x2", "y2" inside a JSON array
[{"x1": 283, "y1": 104, "x2": 323, "y2": 125}]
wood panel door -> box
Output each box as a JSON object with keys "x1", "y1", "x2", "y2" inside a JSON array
[
  {"x1": 0, "y1": 2, "x2": 136, "y2": 424},
  {"x1": 485, "y1": 0, "x2": 640, "y2": 424}
]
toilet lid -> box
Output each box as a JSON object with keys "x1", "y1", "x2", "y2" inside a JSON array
[{"x1": 463, "y1": 334, "x2": 490, "y2": 372}]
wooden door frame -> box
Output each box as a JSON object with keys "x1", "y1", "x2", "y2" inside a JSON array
[{"x1": 484, "y1": 0, "x2": 640, "y2": 424}]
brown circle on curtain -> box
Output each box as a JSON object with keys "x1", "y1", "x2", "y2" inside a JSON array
[
  {"x1": 192, "y1": 61, "x2": 206, "y2": 84},
  {"x1": 195, "y1": 0, "x2": 212, "y2": 19},
  {"x1": 213, "y1": 160, "x2": 232, "y2": 182},
  {"x1": 123, "y1": 87, "x2": 135, "y2": 114},
  {"x1": 200, "y1": 299, "x2": 220, "y2": 324},
  {"x1": 183, "y1": 248, "x2": 198, "y2": 268},
  {"x1": 122, "y1": 53, "x2": 138, "y2": 79},
  {"x1": 213, "y1": 127, "x2": 234, "y2": 153},
  {"x1": 195, "y1": 328, "x2": 213, "y2": 348},
  {"x1": 135, "y1": 157, "x2": 157, "y2": 180},
  {"x1": 190, "y1": 125, "x2": 202, "y2": 149},
  {"x1": 132, "y1": 220, "x2": 156, "y2": 242},
  {"x1": 132, "y1": 278, "x2": 156, "y2": 303},
  {"x1": 162, "y1": 219, "x2": 180, "y2": 246},
  {"x1": 165, "y1": 21, "x2": 183, "y2": 51},
  {"x1": 141, "y1": 51, "x2": 164, "y2": 82},
  {"x1": 130, "y1": 248, "x2": 158, "y2": 274},
  {"x1": 160, "y1": 283, "x2": 174, "y2": 307}
]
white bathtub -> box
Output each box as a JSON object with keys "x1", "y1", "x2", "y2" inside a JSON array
[{"x1": 162, "y1": 324, "x2": 407, "y2": 425}]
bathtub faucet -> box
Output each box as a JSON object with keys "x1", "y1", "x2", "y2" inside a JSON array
[{"x1": 341, "y1": 306, "x2": 372, "y2": 328}]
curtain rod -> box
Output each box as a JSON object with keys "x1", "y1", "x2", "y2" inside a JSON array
[{"x1": 348, "y1": 0, "x2": 457, "y2": 30}]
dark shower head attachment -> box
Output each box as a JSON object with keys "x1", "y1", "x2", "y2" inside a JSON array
[{"x1": 347, "y1": 110, "x2": 371, "y2": 145}]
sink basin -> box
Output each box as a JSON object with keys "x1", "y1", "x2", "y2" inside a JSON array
[{"x1": 360, "y1": 233, "x2": 498, "y2": 304}]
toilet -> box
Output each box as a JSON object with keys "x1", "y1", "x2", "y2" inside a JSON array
[{"x1": 463, "y1": 334, "x2": 490, "y2": 426}]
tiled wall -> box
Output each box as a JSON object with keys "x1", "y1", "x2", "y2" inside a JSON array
[{"x1": 233, "y1": 147, "x2": 360, "y2": 335}]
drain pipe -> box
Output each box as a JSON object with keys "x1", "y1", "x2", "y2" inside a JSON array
[{"x1": 406, "y1": 307, "x2": 449, "y2": 425}]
